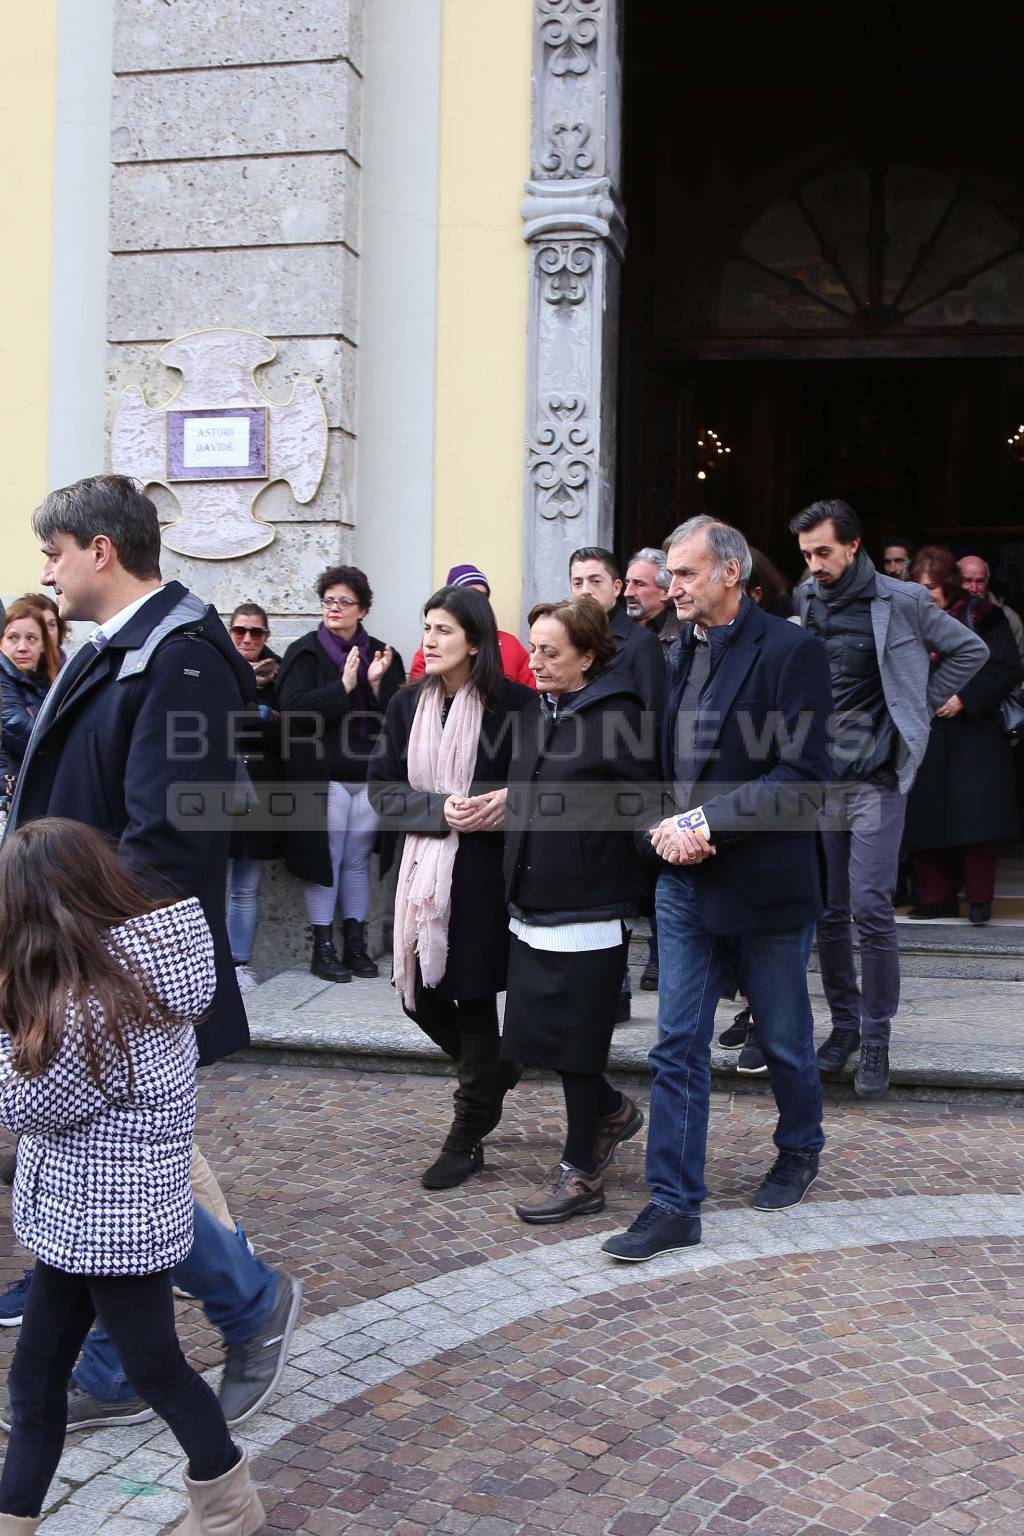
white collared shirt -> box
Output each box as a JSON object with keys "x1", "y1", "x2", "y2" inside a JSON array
[{"x1": 91, "y1": 586, "x2": 164, "y2": 647}]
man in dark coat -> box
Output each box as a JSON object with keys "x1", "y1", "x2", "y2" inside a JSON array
[
  {"x1": 604, "y1": 516, "x2": 832, "y2": 1263},
  {"x1": 569, "y1": 546, "x2": 666, "y2": 720},
  {"x1": 2, "y1": 475, "x2": 300, "y2": 1432}
]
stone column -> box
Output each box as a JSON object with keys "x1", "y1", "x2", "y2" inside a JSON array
[
  {"x1": 106, "y1": 0, "x2": 363, "y2": 643},
  {"x1": 521, "y1": 0, "x2": 626, "y2": 617}
]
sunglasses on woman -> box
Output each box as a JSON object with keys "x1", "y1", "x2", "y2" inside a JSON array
[{"x1": 230, "y1": 625, "x2": 267, "y2": 638}]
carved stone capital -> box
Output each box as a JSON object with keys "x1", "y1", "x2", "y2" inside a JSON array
[{"x1": 521, "y1": 177, "x2": 626, "y2": 259}]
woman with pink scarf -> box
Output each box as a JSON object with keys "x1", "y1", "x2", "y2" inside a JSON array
[{"x1": 368, "y1": 587, "x2": 535, "y2": 1189}]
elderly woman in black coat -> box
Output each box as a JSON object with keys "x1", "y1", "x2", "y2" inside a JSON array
[
  {"x1": 906, "y1": 545, "x2": 1022, "y2": 924},
  {"x1": 503, "y1": 596, "x2": 658, "y2": 1225},
  {"x1": 368, "y1": 586, "x2": 534, "y2": 1189},
  {"x1": 277, "y1": 566, "x2": 405, "y2": 982}
]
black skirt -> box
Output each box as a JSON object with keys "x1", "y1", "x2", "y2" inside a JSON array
[{"x1": 501, "y1": 930, "x2": 629, "y2": 1074}]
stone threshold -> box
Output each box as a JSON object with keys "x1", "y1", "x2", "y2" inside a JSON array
[{"x1": 236, "y1": 969, "x2": 1024, "y2": 1102}]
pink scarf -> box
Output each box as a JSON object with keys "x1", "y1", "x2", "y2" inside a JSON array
[{"x1": 393, "y1": 682, "x2": 485, "y2": 1009}]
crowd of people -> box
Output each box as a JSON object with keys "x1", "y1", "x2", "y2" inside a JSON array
[{"x1": 0, "y1": 474, "x2": 1021, "y2": 1531}]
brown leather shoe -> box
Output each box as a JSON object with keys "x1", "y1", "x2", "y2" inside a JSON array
[
  {"x1": 514, "y1": 1163, "x2": 605, "y2": 1225},
  {"x1": 594, "y1": 1094, "x2": 644, "y2": 1173}
]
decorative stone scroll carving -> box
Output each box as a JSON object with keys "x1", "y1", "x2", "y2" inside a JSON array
[
  {"x1": 541, "y1": 119, "x2": 594, "y2": 178},
  {"x1": 522, "y1": 1, "x2": 624, "y2": 615},
  {"x1": 538, "y1": 242, "x2": 594, "y2": 307},
  {"x1": 538, "y1": 0, "x2": 602, "y2": 77},
  {"x1": 527, "y1": 395, "x2": 595, "y2": 519}
]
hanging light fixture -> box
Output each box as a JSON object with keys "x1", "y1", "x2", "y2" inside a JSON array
[
  {"x1": 1008, "y1": 424, "x2": 1024, "y2": 463},
  {"x1": 696, "y1": 425, "x2": 732, "y2": 481}
]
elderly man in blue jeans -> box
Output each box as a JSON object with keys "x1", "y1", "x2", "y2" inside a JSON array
[{"x1": 604, "y1": 516, "x2": 833, "y2": 1263}]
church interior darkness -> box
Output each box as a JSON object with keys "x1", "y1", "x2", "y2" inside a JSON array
[{"x1": 618, "y1": 0, "x2": 1024, "y2": 597}]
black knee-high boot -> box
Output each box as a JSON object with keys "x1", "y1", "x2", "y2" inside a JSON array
[{"x1": 421, "y1": 1034, "x2": 521, "y2": 1190}]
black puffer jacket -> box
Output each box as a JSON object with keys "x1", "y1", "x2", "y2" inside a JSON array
[{"x1": 504, "y1": 670, "x2": 659, "y2": 921}]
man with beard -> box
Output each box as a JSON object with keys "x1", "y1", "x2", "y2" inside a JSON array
[{"x1": 791, "y1": 499, "x2": 987, "y2": 1098}]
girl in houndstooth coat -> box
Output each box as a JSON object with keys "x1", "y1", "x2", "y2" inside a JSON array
[{"x1": 0, "y1": 819, "x2": 264, "y2": 1535}]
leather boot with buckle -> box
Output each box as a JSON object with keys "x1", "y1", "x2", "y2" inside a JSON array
[
  {"x1": 341, "y1": 918, "x2": 378, "y2": 978},
  {"x1": 514, "y1": 1163, "x2": 605, "y2": 1224},
  {"x1": 309, "y1": 924, "x2": 351, "y2": 983}
]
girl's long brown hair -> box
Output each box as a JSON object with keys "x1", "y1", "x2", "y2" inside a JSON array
[{"x1": 0, "y1": 819, "x2": 187, "y2": 1089}]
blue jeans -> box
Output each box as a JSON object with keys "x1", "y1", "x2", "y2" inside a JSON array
[
  {"x1": 646, "y1": 868, "x2": 825, "y2": 1216},
  {"x1": 73, "y1": 1203, "x2": 278, "y2": 1403},
  {"x1": 226, "y1": 856, "x2": 263, "y2": 964}
]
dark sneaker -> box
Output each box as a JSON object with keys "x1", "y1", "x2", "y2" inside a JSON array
[
  {"x1": 0, "y1": 1382, "x2": 156, "y2": 1434},
  {"x1": 515, "y1": 1163, "x2": 604, "y2": 1225},
  {"x1": 718, "y1": 1007, "x2": 749, "y2": 1049},
  {"x1": 751, "y1": 1151, "x2": 819, "y2": 1211},
  {"x1": 855, "y1": 1040, "x2": 890, "y2": 1099},
  {"x1": 0, "y1": 1270, "x2": 33, "y2": 1328},
  {"x1": 816, "y1": 1027, "x2": 860, "y2": 1072},
  {"x1": 968, "y1": 901, "x2": 992, "y2": 925},
  {"x1": 593, "y1": 1094, "x2": 644, "y2": 1173},
  {"x1": 613, "y1": 994, "x2": 631, "y2": 1025},
  {"x1": 736, "y1": 1029, "x2": 767, "y2": 1075},
  {"x1": 601, "y1": 1201, "x2": 701, "y2": 1262},
  {"x1": 906, "y1": 902, "x2": 959, "y2": 920},
  {"x1": 640, "y1": 954, "x2": 659, "y2": 991},
  {"x1": 219, "y1": 1273, "x2": 303, "y2": 1427}
]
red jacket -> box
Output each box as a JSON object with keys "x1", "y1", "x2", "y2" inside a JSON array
[{"x1": 409, "y1": 629, "x2": 535, "y2": 687}]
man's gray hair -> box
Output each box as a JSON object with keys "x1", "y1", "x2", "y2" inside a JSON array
[
  {"x1": 664, "y1": 515, "x2": 753, "y2": 584},
  {"x1": 958, "y1": 554, "x2": 990, "y2": 579},
  {"x1": 628, "y1": 546, "x2": 671, "y2": 590}
]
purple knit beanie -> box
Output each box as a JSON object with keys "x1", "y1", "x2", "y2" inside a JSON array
[{"x1": 446, "y1": 563, "x2": 491, "y2": 596}]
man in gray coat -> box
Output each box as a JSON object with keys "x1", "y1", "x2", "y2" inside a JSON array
[{"x1": 792, "y1": 499, "x2": 988, "y2": 1099}]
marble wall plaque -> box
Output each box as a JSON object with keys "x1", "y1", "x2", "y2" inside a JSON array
[{"x1": 111, "y1": 327, "x2": 328, "y2": 559}]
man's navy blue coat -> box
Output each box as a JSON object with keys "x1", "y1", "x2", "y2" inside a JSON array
[
  {"x1": 6, "y1": 582, "x2": 255, "y2": 1064},
  {"x1": 660, "y1": 598, "x2": 833, "y2": 935}
]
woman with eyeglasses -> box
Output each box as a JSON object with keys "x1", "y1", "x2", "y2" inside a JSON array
[
  {"x1": 277, "y1": 566, "x2": 405, "y2": 981},
  {"x1": 225, "y1": 603, "x2": 282, "y2": 992}
]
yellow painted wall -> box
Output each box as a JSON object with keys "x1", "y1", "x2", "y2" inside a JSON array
[
  {"x1": 0, "y1": 1, "x2": 59, "y2": 596},
  {"x1": 433, "y1": 0, "x2": 532, "y2": 634}
]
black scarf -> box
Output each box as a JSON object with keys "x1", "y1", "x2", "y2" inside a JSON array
[{"x1": 812, "y1": 546, "x2": 878, "y2": 609}]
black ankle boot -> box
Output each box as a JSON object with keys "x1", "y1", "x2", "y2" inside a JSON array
[
  {"x1": 421, "y1": 1133, "x2": 484, "y2": 1190},
  {"x1": 309, "y1": 924, "x2": 351, "y2": 983},
  {"x1": 342, "y1": 918, "x2": 379, "y2": 978},
  {"x1": 421, "y1": 1034, "x2": 513, "y2": 1190}
]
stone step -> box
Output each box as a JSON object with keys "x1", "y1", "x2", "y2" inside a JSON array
[{"x1": 238, "y1": 966, "x2": 1024, "y2": 1102}]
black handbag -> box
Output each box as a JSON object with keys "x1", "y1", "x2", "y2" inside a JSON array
[{"x1": 999, "y1": 681, "x2": 1024, "y2": 745}]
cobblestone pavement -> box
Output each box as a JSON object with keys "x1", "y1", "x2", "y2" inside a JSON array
[{"x1": 1, "y1": 1064, "x2": 1022, "y2": 1533}]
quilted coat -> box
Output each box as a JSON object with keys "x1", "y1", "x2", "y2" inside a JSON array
[{"x1": 0, "y1": 897, "x2": 215, "y2": 1276}]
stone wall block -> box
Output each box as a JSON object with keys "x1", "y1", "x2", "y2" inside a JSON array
[
  {"x1": 157, "y1": 520, "x2": 352, "y2": 613},
  {"x1": 111, "y1": 62, "x2": 360, "y2": 164},
  {"x1": 108, "y1": 246, "x2": 359, "y2": 342},
  {"x1": 113, "y1": 0, "x2": 363, "y2": 73},
  {"x1": 108, "y1": 337, "x2": 356, "y2": 432},
  {"x1": 253, "y1": 429, "x2": 354, "y2": 524},
  {"x1": 110, "y1": 155, "x2": 358, "y2": 253}
]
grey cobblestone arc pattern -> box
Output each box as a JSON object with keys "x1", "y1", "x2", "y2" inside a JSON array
[{"x1": 34, "y1": 1194, "x2": 1024, "y2": 1530}]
